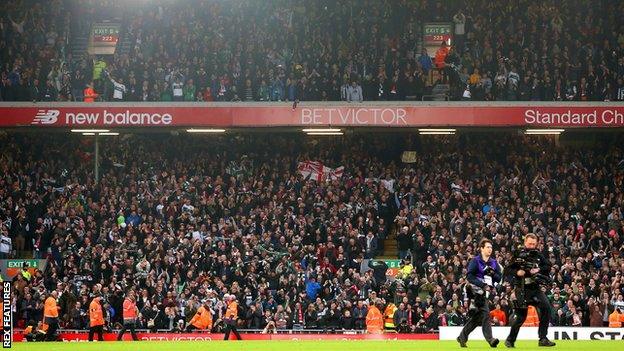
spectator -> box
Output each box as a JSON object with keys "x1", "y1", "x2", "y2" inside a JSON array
[
  {"x1": 452, "y1": 10, "x2": 466, "y2": 52},
  {"x1": 257, "y1": 80, "x2": 270, "y2": 101},
  {"x1": 183, "y1": 80, "x2": 196, "y2": 102},
  {"x1": 172, "y1": 75, "x2": 184, "y2": 101},
  {"x1": 40, "y1": 80, "x2": 58, "y2": 101},
  {"x1": 396, "y1": 226, "x2": 412, "y2": 260},
  {"x1": 609, "y1": 307, "x2": 624, "y2": 327},
  {"x1": 434, "y1": 42, "x2": 450, "y2": 84},
  {"x1": 346, "y1": 81, "x2": 363, "y2": 102},
  {"x1": 419, "y1": 49, "x2": 433, "y2": 74},
  {"x1": 364, "y1": 231, "x2": 378, "y2": 258},
  {"x1": 490, "y1": 303, "x2": 507, "y2": 326},
  {"x1": 109, "y1": 76, "x2": 126, "y2": 102},
  {"x1": 366, "y1": 300, "x2": 383, "y2": 334},
  {"x1": 0, "y1": 227, "x2": 11, "y2": 259},
  {"x1": 83, "y1": 82, "x2": 98, "y2": 102}
]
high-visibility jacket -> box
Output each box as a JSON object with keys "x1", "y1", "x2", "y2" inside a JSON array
[
  {"x1": 522, "y1": 306, "x2": 539, "y2": 327},
  {"x1": 434, "y1": 46, "x2": 449, "y2": 68},
  {"x1": 384, "y1": 303, "x2": 397, "y2": 328},
  {"x1": 490, "y1": 308, "x2": 507, "y2": 325},
  {"x1": 397, "y1": 264, "x2": 413, "y2": 279},
  {"x1": 83, "y1": 87, "x2": 99, "y2": 102},
  {"x1": 190, "y1": 306, "x2": 213, "y2": 329},
  {"x1": 21, "y1": 269, "x2": 32, "y2": 281},
  {"x1": 226, "y1": 301, "x2": 238, "y2": 320},
  {"x1": 608, "y1": 310, "x2": 623, "y2": 328},
  {"x1": 44, "y1": 296, "x2": 59, "y2": 318},
  {"x1": 123, "y1": 298, "x2": 138, "y2": 320},
  {"x1": 89, "y1": 297, "x2": 105, "y2": 327},
  {"x1": 366, "y1": 305, "x2": 384, "y2": 333}
]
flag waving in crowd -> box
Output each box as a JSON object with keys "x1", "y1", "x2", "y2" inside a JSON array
[{"x1": 297, "y1": 161, "x2": 344, "y2": 182}]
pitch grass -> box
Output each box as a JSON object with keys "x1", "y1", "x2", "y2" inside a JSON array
[{"x1": 9, "y1": 340, "x2": 624, "y2": 351}]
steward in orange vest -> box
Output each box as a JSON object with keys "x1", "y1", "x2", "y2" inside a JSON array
[
  {"x1": 383, "y1": 303, "x2": 397, "y2": 330},
  {"x1": 43, "y1": 291, "x2": 60, "y2": 341},
  {"x1": 83, "y1": 82, "x2": 99, "y2": 102},
  {"x1": 366, "y1": 302, "x2": 384, "y2": 334},
  {"x1": 187, "y1": 301, "x2": 213, "y2": 331},
  {"x1": 116, "y1": 290, "x2": 139, "y2": 341},
  {"x1": 608, "y1": 308, "x2": 624, "y2": 328},
  {"x1": 88, "y1": 296, "x2": 105, "y2": 341},
  {"x1": 522, "y1": 306, "x2": 539, "y2": 327},
  {"x1": 223, "y1": 294, "x2": 242, "y2": 340}
]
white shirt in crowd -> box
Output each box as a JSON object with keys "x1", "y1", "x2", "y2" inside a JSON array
[
  {"x1": 347, "y1": 84, "x2": 363, "y2": 102},
  {"x1": 453, "y1": 12, "x2": 466, "y2": 35},
  {"x1": 0, "y1": 234, "x2": 12, "y2": 254},
  {"x1": 340, "y1": 83, "x2": 349, "y2": 101},
  {"x1": 110, "y1": 78, "x2": 126, "y2": 100},
  {"x1": 172, "y1": 82, "x2": 183, "y2": 97}
]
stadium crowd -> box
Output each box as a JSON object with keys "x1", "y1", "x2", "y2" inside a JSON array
[
  {"x1": 2, "y1": 132, "x2": 624, "y2": 335},
  {"x1": 1, "y1": 0, "x2": 624, "y2": 102}
]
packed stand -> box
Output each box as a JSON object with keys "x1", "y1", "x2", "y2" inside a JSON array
[
  {"x1": 0, "y1": 0, "x2": 70, "y2": 102},
  {"x1": 1, "y1": 0, "x2": 624, "y2": 102},
  {"x1": 3, "y1": 131, "x2": 624, "y2": 334}
]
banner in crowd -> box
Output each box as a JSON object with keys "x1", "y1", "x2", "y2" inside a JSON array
[
  {"x1": 439, "y1": 326, "x2": 624, "y2": 341},
  {"x1": 2, "y1": 104, "x2": 624, "y2": 128},
  {"x1": 297, "y1": 161, "x2": 344, "y2": 182},
  {"x1": 14, "y1": 332, "x2": 438, "y2": 342},
  {"x1": 401, "y1": 151, "x2": 418, "y2": 163},
  {"x1": 0, "y1": 259, "x2": 47, "y2": 281}
]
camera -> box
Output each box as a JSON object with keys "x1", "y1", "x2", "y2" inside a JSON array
[{"x1": 508, "y1": 248, "x2": 551, "y2": 308}]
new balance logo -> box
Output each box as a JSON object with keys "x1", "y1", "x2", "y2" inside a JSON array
[{"x1": 32, "y1": 109, "x2": 60, "y2": 124}]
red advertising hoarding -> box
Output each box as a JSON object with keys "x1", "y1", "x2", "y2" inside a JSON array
[
  {"x1": 1, "y1": 103, "x2": 624, "y2": 128},
  {"x1": 14, "y1": 332, "x2": 438, "y2": 342}
]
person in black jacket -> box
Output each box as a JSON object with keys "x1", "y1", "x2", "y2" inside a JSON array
[
  {"x1": 340, "y1": 309, "x2": 355, "y2": 330},
  {"x1": 505, "y1": 233, "x2": 556, "y2": 348},
  {"x1": 246, "y1": 303, "x2": 264, "y2": 329},
  {"x1": 457, "y1": 238, "x2": 501, "y2": 348},
  {"x1": 396, "y1": 226, "x2": 413, "y2": 260}
]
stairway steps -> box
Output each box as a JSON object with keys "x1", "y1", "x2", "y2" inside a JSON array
[{"x1": 381, "y1": 224, "x2": 399, "y2": 257}]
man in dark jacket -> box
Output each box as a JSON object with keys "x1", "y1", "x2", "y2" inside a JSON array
[{"x1": 457, "y1": 238, "x2": 501, "y2": 348}]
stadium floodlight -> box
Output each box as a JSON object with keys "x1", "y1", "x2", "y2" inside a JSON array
[
  {"x1": 306, "y1": 132, "x2": 344, "y2": 136},
  {"x1": 302, "y1": 128, "x2": 342, "y2": 132},
  {"x1": 419, "y1": 131, "x2": 456, "y2": 135},
  {"x1": 82, "y1": 132, "x2": 119, "y2": 136},
  {"x1": 525, "y1": 129, "x2": 565, "y2": 135},
  {"x1": 186, "y1": 128, "x2": 226, "y2": 133},
  {"x1": 71, "y1": 129, "x2": 110, "y2": 133},
  {"x1": 418, "y1": 128, "x2": 456, "y2": 133}
]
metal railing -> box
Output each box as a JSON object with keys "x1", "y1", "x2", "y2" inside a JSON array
[{"x1": 422, "y1": 94, "x2": 449, "y2": 101}]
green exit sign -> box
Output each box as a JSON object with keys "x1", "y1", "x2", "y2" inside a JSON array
[
  {"x1": 7, "y1": 260, "x2": 39, "y2": 268},
  {"x1": 424, "y1": 26, "x2": 451, "y2": 35}
]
